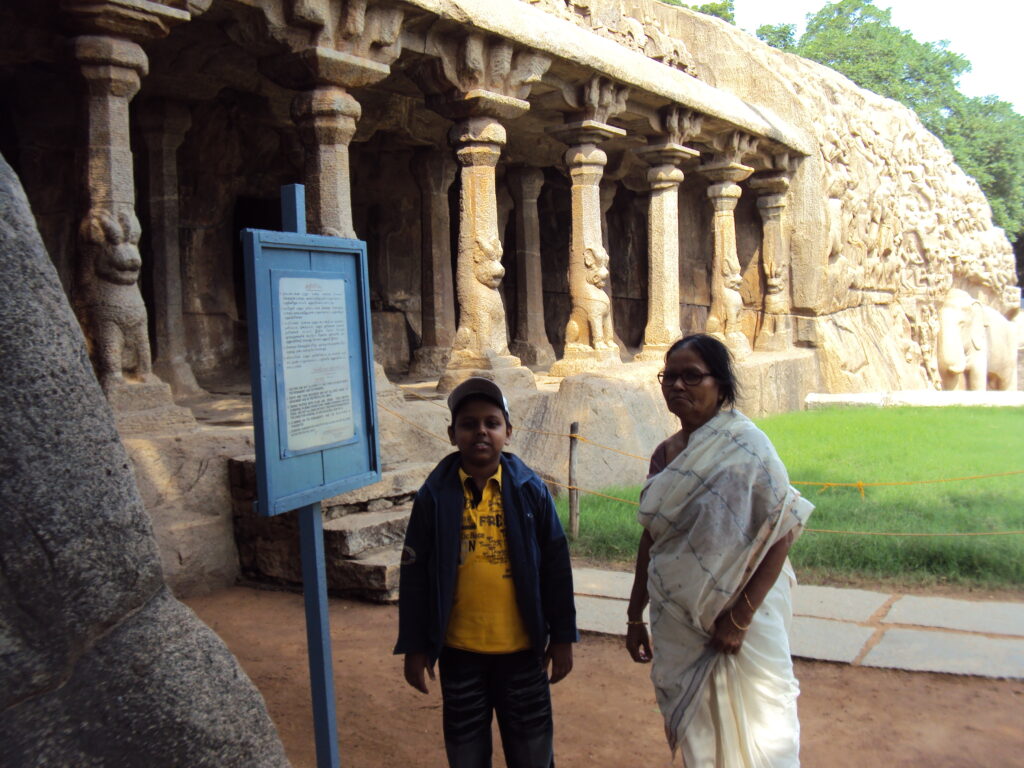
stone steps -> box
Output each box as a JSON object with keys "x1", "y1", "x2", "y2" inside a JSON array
[
  {"x1": 230, "y1": 459, "x2": 427, "y2": 602},
  {"x1": 324, "y1": 504, "x2": 411, "y2": 558},
  {"x1": 327, "y1": 543, "x2": 403, "y2": 603}
]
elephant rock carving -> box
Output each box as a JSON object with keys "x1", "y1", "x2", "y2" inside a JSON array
[
  {"x1": 937, "y1": 288, "x2": 987, "y2": 391},
  {"x1": 981, "y1": 304, "x2": 1019, "y2": 391}
]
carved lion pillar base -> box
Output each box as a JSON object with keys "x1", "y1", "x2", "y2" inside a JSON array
[
  {"x1": 548, "y1": 120, "x2": 625, "y2": 379},
  {"x1": 437, "y1": 111, "x2": 534, "y2": 394}
]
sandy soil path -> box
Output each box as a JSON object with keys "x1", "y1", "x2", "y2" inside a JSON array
[{"x1": 184, "y1": 587, "x2": 1024, "y2": 768}]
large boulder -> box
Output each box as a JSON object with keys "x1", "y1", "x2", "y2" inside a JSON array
[{"x1": 0, "y1": 153, "x2": 289, "y2": 766}]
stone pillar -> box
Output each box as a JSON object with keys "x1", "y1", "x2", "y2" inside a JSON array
[
  {"x1": 292, "y1": 85, "x2": 362, "y2": 238},
  {"x1": 410, "y1": 148, "x2": 457, "y2": 377},
  {"x1": 634, "y1": 142, "x2": 699, "y2": 361},
  {"x1": 750, "y1": 172, "x2": 793, "y2": 351},
  {"x1": 65, "y1": 3, "x2": 194, "y2": 427},
  {"x1": 599, "y1": 178, "x2": 629, "y2": 353},
  {"x1": 438, "y1": 114, "x2": 533, "y2": 392},
  {"x1": 548, "y1": 121, "x2": 625, "y2": 377},
  {"x1": 72, "y1": 35, "x2": 157, "y2": 394},
  {"x1": 508, "y1": 166, "x2": 555, "y2": 367},
  {"x1": 139, "y1": 99, "x2": 202, "y2": 396},
  {"x1": 702, "y1": 163, "x2": 754, "y2": 360}
]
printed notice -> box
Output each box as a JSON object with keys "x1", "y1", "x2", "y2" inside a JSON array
[{"x1": 278, "y1": 276, "x2": 354, "y2": 453}]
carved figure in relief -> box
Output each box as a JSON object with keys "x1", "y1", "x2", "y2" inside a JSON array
[
  {"x1": 74, "y1": 208, "x2": 154, "y2": 391},
  {"x1": 981, "y1": 304, "x2": 1019, "y2": 391},
  {"x1": 452, "y1": 236, "x2": 508, "y2": 362},
  {"x1": 936, "y1": 288, "x2": 987, "y2": 391},
  {"x1": 565, "y1": 246, "x2": 616, "y2": 352}
]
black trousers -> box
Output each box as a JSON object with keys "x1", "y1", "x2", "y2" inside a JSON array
[{"x1": 438, "y1": 647, "x2": 555, "y2": 768}]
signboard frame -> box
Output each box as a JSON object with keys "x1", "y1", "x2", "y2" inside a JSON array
[{"x1": 242, "y1": 198, "x2": 381, "y2": 516}]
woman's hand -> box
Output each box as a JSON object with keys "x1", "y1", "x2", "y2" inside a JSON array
[
  {"x1": 709, "y1": 609, "x2": 749, "y2": 655},
  {"x1": 626, "y1": 622, "x2": 652, "y2": 663}
]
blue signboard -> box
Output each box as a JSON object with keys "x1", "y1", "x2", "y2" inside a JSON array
[
  {"x1": 242, "y1": 185, "x2": 380, "y2": 768},
  {"x1": 242, "y1": 190, "x2": 381, "y2": 515}
]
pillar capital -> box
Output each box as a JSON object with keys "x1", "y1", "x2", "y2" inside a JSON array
[
  {"x1": 137, "y1": 98, "x2": 191, "y2": 149},
  {"x1": 635, "y1": 140, "x2": 699, "y2": 171},
  {"x1": 450, "y1": 116, "x2": 507, "y2": 158},
  {"x1": 73, "y1": 36, "x2": 148, "y2": 100},
  {"x1": 507, "y1": 166, "x2": 545, "y2": 203},
  {"x1": 549, "y1": 119, "x2": 625, "y2": 149},
  {"x1": 292, "y1": 85, "x2": 362, "y2": 147},
  {"x1": 702, "y1": 162, "x2": 753, "y2": 187},
  {"x1": 416, "y1": 30, "x2": 549, "y2": 122},
  {"x1": 62, "y1": 0, "x2": 190, "y2": 41}
]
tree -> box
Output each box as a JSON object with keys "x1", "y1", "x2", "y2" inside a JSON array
[
  {"x1": 657, "y1": 0, "x2": 736, "y2": 24},
  {"x1": 755, "y1": 23, "x2": 796, "y2": 51},
  {"x1": 757, "y1": 0, "x2": 1024, "y2": 244}
]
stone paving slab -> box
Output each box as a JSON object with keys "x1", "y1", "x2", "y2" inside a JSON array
[
  {"x1": 861, "y1": 628, "x2": 1024, "y2": 678},
  {"x1": 792, "y1": 585, "x2": 890, "y2": 623},
  {"x1": 882, "y1": 595, "x2": 1024, "y2": 637},
  {"x1": 790, "y1": 616, "x2": 875, "y2": 664},
  {"x1": 575, "y1": 594, "x2": 646, "y2": 636},
  {"x1": 573, "y1": 567, "x2": 633, "y2": 600}
]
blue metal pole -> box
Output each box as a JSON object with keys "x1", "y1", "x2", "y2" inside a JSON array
[
  {"x1": 298, "y1": 501, "x2": 340, "y2": 768},
  {"x1": 281, "y1": 184, "x2": 306, "y2": 235}
]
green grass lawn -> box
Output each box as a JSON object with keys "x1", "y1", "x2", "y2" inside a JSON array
[{"x1": 556, "y1": 407, "x2": 1024, "y2": 590}]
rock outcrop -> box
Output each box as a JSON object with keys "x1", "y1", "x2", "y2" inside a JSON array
[{"x1": 0, "y1": 153, "x2": 289, "y2": 767}]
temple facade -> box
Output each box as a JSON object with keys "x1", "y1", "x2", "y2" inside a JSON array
[
  {"x1": 2, "y1": 0, "x2": 1018, "y2": 404},
  {"x1": 2, "y1": 0, "x2": 1019, "y2": 594}
]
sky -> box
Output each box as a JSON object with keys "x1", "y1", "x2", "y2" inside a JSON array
[{"x1": 731, "y1": 0, "x2": 1024, "y2": 114}]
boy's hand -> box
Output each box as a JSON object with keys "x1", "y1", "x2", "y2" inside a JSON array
[
  {"x1": 545, "y1": 642, "x2": 573, "y2": 684},
  {"x1": 403, "y1": 652, "x2": 435, "y2": 694}
]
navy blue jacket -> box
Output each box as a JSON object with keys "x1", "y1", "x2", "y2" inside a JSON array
[{"x1": 394, "y1": 452, "x2": 578, "y2": 664}]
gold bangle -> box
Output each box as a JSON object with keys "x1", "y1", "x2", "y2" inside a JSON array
[
  {"x1": 729, "y1": 609, "x2": 751, "y2": 632},
  {"x1": 742, "y1": 592, "x2": 755, "y2": 612},
  {"x1": 627, "y1": 620, "x2": 647, "y2": 626}
]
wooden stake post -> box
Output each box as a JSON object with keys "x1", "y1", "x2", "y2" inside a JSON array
[{"x1": 568, "y1": 421, "x2": 580, "y2": 539}]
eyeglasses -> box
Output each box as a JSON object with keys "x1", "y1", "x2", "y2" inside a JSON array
[{"x1": 657, "y1": 370, "x2": 714, "y2": 387}]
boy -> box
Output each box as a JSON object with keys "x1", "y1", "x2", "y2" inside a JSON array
[{"x1": 395, "y1": 377, "x2": 577, "y2": 768}]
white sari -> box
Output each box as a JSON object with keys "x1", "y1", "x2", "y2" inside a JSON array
[{"x1": 637, "y1": 409, "x2": 813, "y2": 766}]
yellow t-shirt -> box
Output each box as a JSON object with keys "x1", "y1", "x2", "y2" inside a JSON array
[{"x1": 444, "y1": 465, "x2": 531, "y2": 653}]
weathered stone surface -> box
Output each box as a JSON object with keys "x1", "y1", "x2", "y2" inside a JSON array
[
  {"x1": 322, "y1": 462, "x2": 434, "y2": 509},
  {"x1": 328, "y1": 543, "x2": 402, "y2": 602},
  {"x1": 125, "y1": 428, "x2": 253, "y2": 595},
  {"x1": 372, "y1": 309, "x2": 411, "y2": 377},
  {"x1": 2, "y1": 589, "x2": 288, "y2": 766},
  {"x1": 516, "y1": 368, "x2": 676, "y2": 492},
  {"x1": 0, "y1": 153, "x2": 287, "y2": 765},
  {"x1": 324, "y1": 506, "x2": 412, "y2": 557}
]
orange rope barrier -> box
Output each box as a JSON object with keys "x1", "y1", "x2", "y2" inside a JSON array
[
  {"x1": 803, "y1": 528, "x2": 1024, "y2": 537},
  {"x1": 376, "y1": 402, "x2": 451, "y2": 445}
]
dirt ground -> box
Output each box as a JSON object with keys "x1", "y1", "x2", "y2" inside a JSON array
[{"x1": 184, "y1": 586, "x2": 1024, "y2": 768}]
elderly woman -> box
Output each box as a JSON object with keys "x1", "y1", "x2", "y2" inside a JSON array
[{"x1": 625, "y1": 334, "x2": 813, "y2": 767}]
